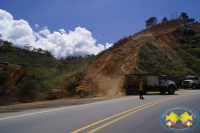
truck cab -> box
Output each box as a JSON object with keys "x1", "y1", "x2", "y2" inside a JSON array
[
  {"x1": 182, "y1": 75, "x2": 200, "y2": 89},
  {"x1": 160, "y1": 75, "x2": 177, "y2": 94},
  {"x1": 160, "y1": 75, "x2": 167, "y2": 86}
]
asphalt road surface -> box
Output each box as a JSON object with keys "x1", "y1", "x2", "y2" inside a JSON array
[{"x1": 0, "y1": 90, "x2": 200, "y2": 133}]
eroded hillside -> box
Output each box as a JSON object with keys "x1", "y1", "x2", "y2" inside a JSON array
[{"x1": 84, "y1": 19, "x2": 200, "y2": 92}]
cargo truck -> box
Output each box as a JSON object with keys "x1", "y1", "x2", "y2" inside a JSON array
[
  {"x1": 182, "y1": 75, "x2": 200, "y2": 89},
  {"x1": 124, "y1": 74, "x2": 177, "y2": 95}
]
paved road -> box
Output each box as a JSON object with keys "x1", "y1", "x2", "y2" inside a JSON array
[{"x1": 0, "y1": 90, "x2": 200, "y2": 133}]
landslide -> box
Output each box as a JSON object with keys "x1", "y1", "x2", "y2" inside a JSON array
[{"x1": 84, "y1": 19, "x2": 200, "y2": 91}]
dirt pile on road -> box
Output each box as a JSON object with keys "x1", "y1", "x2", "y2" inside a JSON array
[{"x1": 84, "y1": 19, "x2": 199, "y2": 92}]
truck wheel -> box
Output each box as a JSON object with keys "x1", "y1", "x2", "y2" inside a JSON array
[
  {"x1": 79, "y1": 91, "x2": 85, "y2": 98},
  {"x1": 168, "y1": 87, "x2": 175, "y2": 94},
  {"x1": 192, "y1": 84, "x2": 196, "y2": 89}
]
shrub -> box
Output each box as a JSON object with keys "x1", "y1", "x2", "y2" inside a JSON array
[
  {"x1": 139, "y1": 42, "x2": 191, "y2": 82},
  {"x1": 172, "y1": 24, "x2": 195, "y2": 36},
  {"x1": 15, "y1": 79, "x2": 42, "y2": 103}
]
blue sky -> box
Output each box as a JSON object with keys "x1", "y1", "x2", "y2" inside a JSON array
[{"x1": 1, "y1": 0, "x2": 200, "y2": 58}]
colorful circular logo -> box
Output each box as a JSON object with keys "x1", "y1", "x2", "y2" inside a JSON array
[{"x1": 159, "y1": 105, "x2": 199, "y2": 132}]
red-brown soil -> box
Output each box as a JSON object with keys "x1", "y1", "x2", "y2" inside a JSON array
[{"x1": 84, "y1": 19, "x2": 199, "y2": 92}]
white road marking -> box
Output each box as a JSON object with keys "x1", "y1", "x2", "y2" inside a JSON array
[
  {"x1": 0, "y1": 96, "x2": 137, "y2": 121},
  {"x1": 0, "y1": 92, "x2": 187, "y2": 121}
]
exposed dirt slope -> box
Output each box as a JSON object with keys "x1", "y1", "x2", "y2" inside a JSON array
[
  {"x1": 84, "y1": 19, "x2": 199, "y2": 92},
  {"x1": 191, "y1": 23, "x2": 200, "y2": 31}
]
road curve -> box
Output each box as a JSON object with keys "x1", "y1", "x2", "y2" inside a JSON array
[{"x1": 0, "y1": 90, "x2": 200, "y2": 133}]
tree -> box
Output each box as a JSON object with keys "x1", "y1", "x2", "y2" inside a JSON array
[
  {"x1": 179, "y1": 12, "x2": 189, "y2": 22},
  {"x1": 32, "y1": 47, "x2": 37, "y2": 52},
  {"x1": 179, "y1": 12, "x2": 196, "y2": 24},
  {"x1": 24, "y1": 44, "x2": 32, "y2": 51},
  {"x1": 145, "y1": 17, "x2": 158, "y2": 28},
  {"x1": 45, "y1": 50, "x2": 52, "y2": 56},
  {"x1": 162, "y1": 17, "x2": 168, "y2": 23},
  {"x1": 187, "y1": 18, "x2": 195, "y2": 24},
  {"x1": 37, "y1": 48, "x2": 43, "y2": 53},
  {"x1": 59, "y1": 57, "x2": 64, "y2": 61},
  {"x1": 3, "y1": 41, "x2": 12, "y2": 51},
  {"x1": 0, "y1": 34, "x2": 3, "y2": 46}
]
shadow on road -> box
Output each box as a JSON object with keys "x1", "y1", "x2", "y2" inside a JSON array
[
  {"x1": 184, "y1": 88, "x2": 200, "y2": 90},
  {"x1": 145, "y1": 93, "x2": 179, "y2": 95}
]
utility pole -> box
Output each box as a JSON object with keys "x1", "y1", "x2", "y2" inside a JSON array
[
  {"x1": 175, "y1": 12, "x2": 177, "y2": 19},
  {"x1": 171, "y1": 12, "x2": 178, "y2": 20}
]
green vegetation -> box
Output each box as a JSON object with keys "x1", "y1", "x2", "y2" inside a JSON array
[
  {"x1": 179, "y1": 12, "x2": 197, "y2": 24},
  {"x1": 172, "y1": 24, "x2": 195, "y2": 36},
  {"x1": 142, "y1": 12, "x2": 197, "y2": 33},
  {"x1": 173, "y1": 24, "x2": 200, "y2": 75},
  {"x1": 138, "y1": 42, "x2": 192, "y2": 85},
  {"x1": 138, "y1": 24, "x2": 200, "y2": 85},
  {"x1": 162, "y1": 17, "x2": 168, "y2": 23},
  {"x1": 145, "y1": 17, "x2": 158, "y2": 28},
  {"x1": 0, "y1": 37, "x2": 96, "y2": 102},
  {"x1": 139, "y1": 13, "x2": 199, "y2": 83}
]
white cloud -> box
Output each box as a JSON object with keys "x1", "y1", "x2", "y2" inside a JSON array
[
  {"x1": 0, "y1": 9, "x2": 35, "y2": 47},
  {"x1": 35, "y1": 24, "x2": 39, "y2": 28},
  {"x1": 39, "y1": 26, "x2": 51, "y2": 36},
  {"x1": 59, "y1": 29, "x2": 66, "y2": 34},
  {"x1": 0, "y1": 9, "x2": 110, "y2": 58},
  {"x1": 106, "y1": 43, "x2": 113, "y2": 49}
]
